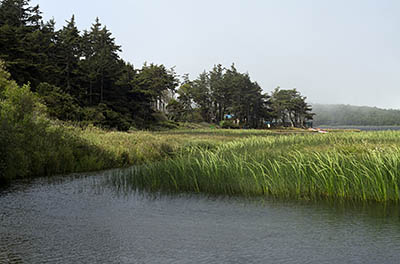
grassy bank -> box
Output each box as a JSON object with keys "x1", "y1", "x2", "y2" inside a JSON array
[
  {"x1": 4, "y1": 113, "x2": 400, "y2": 203},
  {"x1": 113, "y1": 131, "x2": 400, "y2": 202},
  {"x1": 2, "y1": 63, "x2": 399, "y2": 202},
  {"x1": 3, "y1": 60, "x2": 399, "y2": 203},
  {"x1": 0, "y1": 62, "x2": 237, "y2": 183},
  {"x1": 2, "y1": 122, "x2": 290, "y2": 183},
  {"x1": 0, "y1": 64, "x2": 312, "y2": 183}
]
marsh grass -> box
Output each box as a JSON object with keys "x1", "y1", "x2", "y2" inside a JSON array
[
  {"x1": 1, "y1": 126, "x2": 266, "y2": 182},
  {"x1": 5, "y1": 125, "x2": 400, "y2": 203},
  {"x1": 116, "y1": 131, "x2": 400, "y2": 202}
]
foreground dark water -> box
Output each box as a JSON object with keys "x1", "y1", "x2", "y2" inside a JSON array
[{"x1": 1, "y1": 172, "x2": 400, "y2": 264}]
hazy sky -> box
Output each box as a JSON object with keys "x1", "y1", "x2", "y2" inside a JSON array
[{"x1": 31, "y1": 0, "x2": 400, "y2": 109}]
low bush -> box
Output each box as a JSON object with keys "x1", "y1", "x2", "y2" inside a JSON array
[{"x1": 219, "y1": 120, "x2": 239, "y2": 129}]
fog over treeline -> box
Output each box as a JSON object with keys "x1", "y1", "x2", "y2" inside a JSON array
[{"x1": 313, "y1": 104, "x2": 400, "y2": 126}]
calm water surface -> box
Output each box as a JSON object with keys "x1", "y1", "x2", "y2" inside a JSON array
[{"x1": 1, "y1": 171, "x2": 400, "y2": 264}]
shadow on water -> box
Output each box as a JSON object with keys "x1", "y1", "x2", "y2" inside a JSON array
[
  {"x1": 3, "y1": 167, "x2": 399, "y2": 221},
  {"x1": 101, "y1": 167, "x2": 400, "y2": 222}
]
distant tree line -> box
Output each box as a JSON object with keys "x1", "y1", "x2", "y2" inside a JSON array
[
  {"x1": 313, "y1": 104, "x2": 400, "y2": 126},
  {"x1": 0, "y1": 0, "x2": 314, "y2": 130}
]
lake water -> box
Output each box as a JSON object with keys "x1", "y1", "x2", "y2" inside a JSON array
[{"x1": 1, "y1": 171, "x2": 400, "y2": 264}]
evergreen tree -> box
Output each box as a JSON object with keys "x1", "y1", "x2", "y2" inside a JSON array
[
  {"x1": 270, "y1": 87, "x2": 314, "y2": 127},
  {"x1": 190, "y1": 71, "x2": 212, "y2": 122},
  {"x1": 80, "y1": 18, "x2": 121, "y2": 105},
  {"x1": 56, "y1": 15, "x2": 82, "y2": 97},
  {"x1": 132, "y1": 63, "x2": 178, "y2": 125},
  {"x1": 176, "y1": 64, "x2": 273, "y2": 128},
  {"x1": 0, "y1": 0, "x2": 314, "y2": 130},
  {"x1": 0, "y1": 0, "x2": 41, "y2": 28},
  {"x1": 174, "y1": 75, "x2": 194, "y2": 121},
  {"x1": 0, "y1": 0, "x2": 44, "y2": 86}
]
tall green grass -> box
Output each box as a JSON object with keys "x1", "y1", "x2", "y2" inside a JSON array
[
  {"x1": 115, "y1": 131, "x2": 400, "y2": 202},
  {"x1": 0, "y1": 125, "x2": 227, "y2": 183},
  {"x1": 1, "y1": 61, "x2": 257, "y2": 183}
]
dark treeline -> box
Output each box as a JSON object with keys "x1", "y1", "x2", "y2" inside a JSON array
[
  {"x1": 313, "y1": 104, "x2": 400, "y2": 126},
  {"x1": 168, "y1": 64, "x2": 270, "y2": 128},
  {"x1": 168, "y1": 64, "x2": 314, "y2": 128},
  {"x1": 0, "y1": 0, "x2": 313, "y2": 130},
  {"x1": 0, "y1": 0, "x2": 178, "y2": 130}
]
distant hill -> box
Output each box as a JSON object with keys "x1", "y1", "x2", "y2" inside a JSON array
[{"x1": 312, "y1": 104, "x2": 400, "y2": 126}]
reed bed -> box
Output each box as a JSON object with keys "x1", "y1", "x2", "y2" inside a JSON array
[
  {"x1": 2, "y1": 126, "x2": 266, "y2": 182},
  {"x1": 115, "y1": 131, "x2": 400, "y2": 202}
]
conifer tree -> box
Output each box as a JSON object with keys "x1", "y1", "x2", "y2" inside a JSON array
[
  {"x1": 56, "y1": 15, "x2": 82, "y2": 96},
  {"x1": 0, "y1": 0, "x2": 44, "y2": 86}
]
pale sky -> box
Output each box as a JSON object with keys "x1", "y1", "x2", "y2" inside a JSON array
[{"x1": 32, "y1": 0, "x2": 400, "y2": 109}]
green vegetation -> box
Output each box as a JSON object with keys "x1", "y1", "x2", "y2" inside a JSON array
[
  {"x1": 2, "y1": 1, "x2": 400, "y2": 204},
  {"x1": 169, "y1": 68, "x2": 314, "y2": 128},
  {"x1": 0, "y1": 56, "x2": 305, "y2": 183},
  {"x1": 0, "y1": 0, "x2": 179, "y2": 130},
  {"x1": 0, "y1": 0, "x2": 313, "y2": 130},
  {"x1": 0, "y1": 60, "x2": 187, "y2": 182},
  {"x1": 313, "y1": 104, "x2": 400, "y2": 126},
  {"x1": 112, "y1": 131, "x2": 400, "y2": 203},
  {"x1": 2, "y1": 64, "x2": 399, "y2": 203}
]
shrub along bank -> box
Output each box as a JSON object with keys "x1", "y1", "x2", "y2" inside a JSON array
[{"x1": 0, "y1": 63, "x2": 207, "y2": 183}]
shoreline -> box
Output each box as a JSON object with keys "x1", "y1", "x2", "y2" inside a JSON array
[{"x1": 4, "y1": 127, "x2": 400, "y2": 203}]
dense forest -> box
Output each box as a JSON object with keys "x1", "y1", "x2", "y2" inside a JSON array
[
  {"x1": 0, "y1": 0, "x2": 313, "y2": 130},
  {"x1": 313, "y1": 104, "x2": 400, "y2": 126}
]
